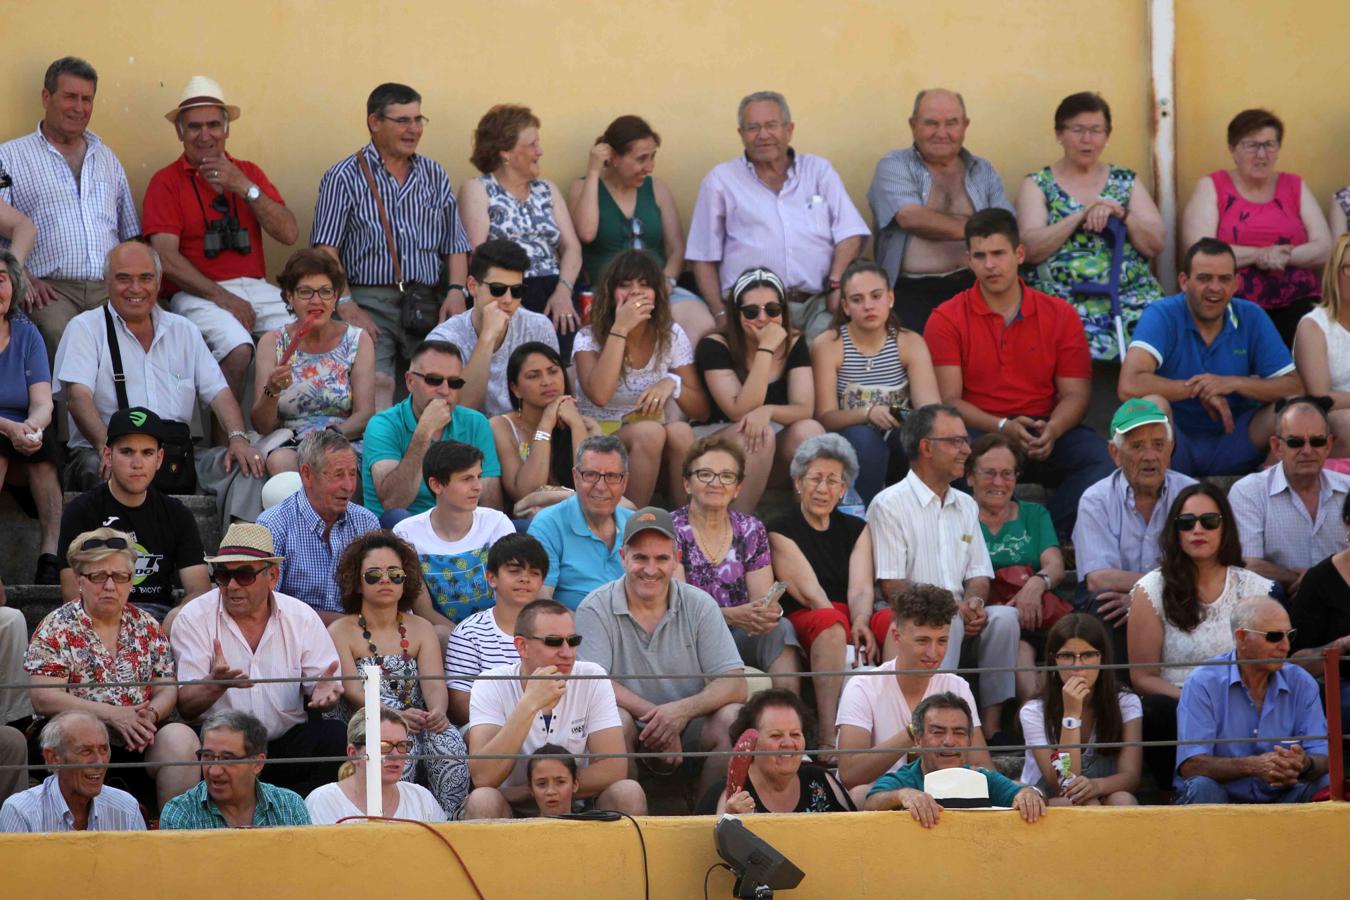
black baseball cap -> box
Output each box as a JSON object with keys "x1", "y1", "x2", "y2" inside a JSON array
[{"x1": 106, "y1": 407, "x2": 163, "y2": 446}]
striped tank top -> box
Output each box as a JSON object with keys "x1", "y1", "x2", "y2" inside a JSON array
[{"x1": 836, "y1": 324, "x2": 910, "y2": 411}]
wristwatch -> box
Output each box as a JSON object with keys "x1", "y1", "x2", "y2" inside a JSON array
[
  {"x1": 245, "y1": 184, "x2": 262, "y2": 202},
  {"x1": 1061, "y1": 716, "x2": 1082, "y2": 730}
]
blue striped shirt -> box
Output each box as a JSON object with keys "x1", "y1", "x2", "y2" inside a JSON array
[
  {"x1": 0, "y1": 124, "x2": 140, "y2": 280},
  {"x1": 310, "y1": 143, "x2": 470, "y2": 287},
  {"x1": 256, "y1": 488, "x2": 380, "y2": 613},
  {"x1": 0, "y1": 775, "x2": 145, "y2": 832}
]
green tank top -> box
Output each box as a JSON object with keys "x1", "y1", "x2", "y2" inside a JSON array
[{"x1": 581, "y1": 176, "x2": 666, "y2": 282}]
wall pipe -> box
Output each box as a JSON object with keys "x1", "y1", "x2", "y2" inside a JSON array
[{"x1": 1149, "y1": 0, "x2": 1178, "y2": 290}]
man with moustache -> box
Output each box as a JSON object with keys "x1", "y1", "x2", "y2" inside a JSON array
[
  {"x1": 1119, "y1": 237, "x2": 1302, "y2": 477},
  {"x1": 142, "y1": 76, "x2": 298, "y2": 409}
]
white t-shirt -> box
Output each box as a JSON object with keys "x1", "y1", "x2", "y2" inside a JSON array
[
  {"x1": 305, "y1": 781, "x2": 447, "y2": 825},
  {"x1": 834, "y1": 661, "x2": 981, "y2": 776},
  {"x1": 445, "y1": 608, "x2": 520, "y2": 695},
  {"x1": 467, "y1": 660, "x2": 622, "y2": 787},
  {"x1": 394, "y1": 507, "x2": 517, "y2": 623},
  {"x1": 1018, "y1": 694, "x2": 1144, "y2": 785}
]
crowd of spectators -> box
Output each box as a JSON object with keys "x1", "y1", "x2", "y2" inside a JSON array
[{"x1": 0, "y1": 59, "x2": 1345, "y2": 832}]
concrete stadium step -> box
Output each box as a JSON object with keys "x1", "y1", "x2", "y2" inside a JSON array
[{"x1": 5, "y1": 584, "x2": 63, "y2": 634}]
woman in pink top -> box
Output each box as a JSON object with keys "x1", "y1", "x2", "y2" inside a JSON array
[{"x1": 1182, "y1": 108, "x2": 1332, "y2": 346}]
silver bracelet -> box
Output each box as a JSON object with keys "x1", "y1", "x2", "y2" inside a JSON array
[{"x1": 534, "y1": 430, "x2": 552, "y2": 443}]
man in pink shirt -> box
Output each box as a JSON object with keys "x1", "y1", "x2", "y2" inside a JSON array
[{"x1": 686, "y1": 90, "x2": 869, "y2": 341}]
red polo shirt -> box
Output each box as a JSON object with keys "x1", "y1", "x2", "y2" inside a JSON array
[
  {"x1": 924, "y1": 280, "x2": 1091, "y2": 418},
  {"x1": 141, "y1": 153, "x2": 284, "y2": 295}
]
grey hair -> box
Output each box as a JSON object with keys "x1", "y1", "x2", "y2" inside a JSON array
[
  {"x1": 297, "y1": 428, "x2": 354, "y2": 472},
  {"x1": 901, "y1": 403, "x2": 962, "y2": 458},
  {"x1": 789, "y1": 433, "x2": 859, "y2": 485},
  {"x1": 1111, "y1": 419, "x2": 1174, "y2": 449},
  {"x1": 910, "y1": 88, "x2": 967, "y2": 120},
  {"x1": 1230, "y1": 595, "x2": 1282, "y2": 634},
  {"x1": 104, "y1": 240, "x2": 163, "y2": 281},
  {"x1": 44, "y1": 57, "x2": 98, "y2": 95},
  {"x1": 40, "y1": 710, "x2": 107, "y2": 754},
  {"x1": 737, "y1": 91, "x2": 791, "y2": 129},
  {"x1": 575, "y1": 434, "x2": 628, "y2": 473},
  {"x1": 0, "y1": 250, "x2": 27, "y2": 319},
  {"x1": 911, "y1": 691, "x2": 973, "y2": 734},
  {"x1": 201, "y1": 710, "x2": 269, "y2": 757}
]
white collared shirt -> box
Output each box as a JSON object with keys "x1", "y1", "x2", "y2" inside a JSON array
[{"x1": 867, "y1": 470, "x2": 993, "y2": 597}]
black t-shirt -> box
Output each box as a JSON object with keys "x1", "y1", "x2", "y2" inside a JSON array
[
  {"x1": 696, "y1": 764, "x2": 856, "y2": 814},
  {"x1": 766, "y1": 505, "x2": 866, "y2": 615},
  {"x1": 695, "y1": 335, "x2": 812, "y2": 424},
  {"x1": 57, "y1": 484, "x2": 206, "y2": 605},
  {"x1": 1290, "y1": 555, "x2": 1350, "y2": 677}
]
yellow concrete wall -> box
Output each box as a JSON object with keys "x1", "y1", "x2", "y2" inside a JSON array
[
  {"x1": 1, "y1": 1, "x2": 1342, "y2": 284},
  {"x1": 1, "y1": 806, "x2": 1347, "y2": 898}
]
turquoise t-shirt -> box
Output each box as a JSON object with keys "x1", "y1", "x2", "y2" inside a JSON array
[
  {"x1": 868, "y1": 759, "x2": 1024, "y2": 807},
  {"x1": 360, "y1": 397, "x2": 502, "y2": 517},
  {"x1": 979, "y1": 500, "x2": 1058, "y2": 569}
]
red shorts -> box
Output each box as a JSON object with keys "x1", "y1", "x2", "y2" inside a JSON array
[
  {"x1": 869, "y1": 608, "x2": 895, "y2": 649},
  {"x1": 785, "y1": 603, "x2": 850, "y2": 652}
]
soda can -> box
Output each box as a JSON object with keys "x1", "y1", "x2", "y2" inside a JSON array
[{"x1": 577, "y1": 288, "x2": 594, "y2": 324}]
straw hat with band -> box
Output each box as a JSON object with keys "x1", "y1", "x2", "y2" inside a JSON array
[{"x1": 204, "y1": 522, "x2": 284, "y2": 566}]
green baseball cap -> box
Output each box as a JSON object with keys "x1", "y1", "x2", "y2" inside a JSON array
[{"x1": 1110, "y1": 398, "x2": 1168, "y2": 438}]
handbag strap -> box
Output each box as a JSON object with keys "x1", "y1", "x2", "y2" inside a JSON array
[
  {"x1": 355, "y1": 149, "x2": 404, "y2": 289},
  {"x1": 103, "y1": 305, "x2": 129, "y2": 410}
]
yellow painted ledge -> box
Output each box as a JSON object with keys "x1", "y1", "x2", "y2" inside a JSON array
[{"x1": 2, "y1": 806, "x2": 1347, "y2": 898}]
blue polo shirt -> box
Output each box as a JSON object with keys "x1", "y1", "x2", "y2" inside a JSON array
[
  {"x1": 1175, "y1": 650, "x2": 1328, "y2": 800},
  {"x1": 360, "y1": 397, "x2": 501, "y2": 517},
  {"x1": 527, "y1": 495, "x2": 634, "y2": 610},
  {"x1": 1129, "y1": 293, "x2": 1293, "y2": 437}
]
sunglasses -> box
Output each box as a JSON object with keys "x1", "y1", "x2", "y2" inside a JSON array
[
  {"x1": 1175, "y1": 512, "x2": 1223, "y2": 531},
  {"x1": 522, "y1": 633, "x2": 583, "y2": 648},
  {"x1": 739, "y1": 303, "x2": 783, "y2": 320},
  {"x1": 363, "y1": 567, "x2": 407, "y2": 585},
  {"x1": 1243, "y1": 628, "x2": 1297, "y2": 643},
  {"x1": 211, "y1": 565, "x2": 269, "y2": 587},
  {"x1": 483, "y1": 282, "x2": 525, "y2": 299},
  {"x1": 409, "y1": 372, "x2": 467, "y2": 389},
  {"x1": 1277, "y1": 435, "x2": 1329, "y2": 449},
  {"x1": 81, "y1": 537, "x2": 129, "y2": 551}
]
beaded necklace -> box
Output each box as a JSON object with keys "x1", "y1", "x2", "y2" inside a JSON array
[{"x1": 359, "y1": 612, "x2": 415, "y2": 708}]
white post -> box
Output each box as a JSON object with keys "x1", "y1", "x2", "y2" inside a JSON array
[
  {"x1": 362, "y1": 664, "x2": 383, "y2": 817},
  {"x1": 1149, "y1": 0, "x2": 1178, "y2": 289}
]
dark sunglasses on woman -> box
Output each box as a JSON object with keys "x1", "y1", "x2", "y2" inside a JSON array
[
  {"x1": 362, "y1": 567, "x2": 407, "y2": 585},
  {"x1": 1174, "y1": 512, "x2": 1223, "y2": 531},
  {"x1": 739, "y1": 303, "x2": 783, "y2": 320}
]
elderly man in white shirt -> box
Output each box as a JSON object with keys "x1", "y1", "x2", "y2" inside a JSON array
[
  {"x1": 1229, "y1": 397, "x2": 1350, "y2": 599},
  {"x1": 866, "y1": 403, "x2": 1018, "y2": 737},
  {"x1": 171, "y1": 522, "x2": 344, "y2": 798}
]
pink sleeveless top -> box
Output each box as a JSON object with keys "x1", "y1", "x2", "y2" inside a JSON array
[{"x1": 1211, "y1": 170, "x2": 1319, "y2": 310}]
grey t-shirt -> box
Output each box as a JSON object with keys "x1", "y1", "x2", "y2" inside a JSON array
[
  {"x1": 426, "y1": 306, "x2": 558, "y2": 417},
  {"x1": 575, "y1": 578, "x2": 743, "y2": 707}
]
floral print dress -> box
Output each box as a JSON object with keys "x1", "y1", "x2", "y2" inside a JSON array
[
  {"x1": 25, "y1": 600, "x2": 174, "y2": 707},
  {"x1": 275, "y1": 323, "x2": 361, "y2": 438},
  {"x1": 1026, "y1": 165, "x2": 1163, "y2": 361},
  {"x1": 671, "y1": 507, "x2": 771, "y2": 608}
]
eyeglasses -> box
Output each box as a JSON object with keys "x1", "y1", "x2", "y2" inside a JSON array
[
  {"x1": 739, "y1": 303, "x2": 783, "y2": 320},
  {"x1": 379, "y1": 114, "x2": 429, "y2": 128},
  {"x1": 293, "y1": 286, "x2": 336, "y2": 301},
  {"x1": 362, "y1": 567, "x2": 406, "y2": 585},
  {"x1": 925, "y1": 435, "x2": 971, "y2": 447},
  {"x1": 1174, "y1": 512, "x2": 1223, "y2": 531},
  {"x1": 359, "y1": 740, "x2": 414, "y2": 755},
  {"x1": 1243, "y1": 628, "x2": 1297, "y2": 643},
  {"x1": 575, "y1": 469, "x2": 625, "y2": 485},
  {"x1": 80, "y1": 570, "x2": 133, "y2": 585},
  {"x1": 1054, "y1": 650, "x2": 1102, "y2": 665},
  {"x1": 1064, "y1": 125, "x2": 1108, "y2": 137},
  {"x1": 630, "y1": 217, "x2": 646, "y2": 251},
  {"x1": 211, "y1": 565, "x2": 269, "y2": 587},
  {"x1": 482, "y1": 282, "x2": 525, "y2": 299},
  {"x1": 80, "y1": 537, "x2": 129, "y2": 551},
  {"x1": 690, "y1": 468, "x2": 741, "y2": 485},
  {"x1": 1237, "y1": 139, "x2": 1280, "y2": 154},
  {"x1": 801, "y1": 474, "x2": 846, "y2": 490},
  {"x1": 974, "y1": 467, "x2": 1017, "y2": 481},
  {"x1": 741, "y1": 121, "x2": 783, "y2": 135},
  {"x1": 409, "y1": 372, "x2": 467, "y2": 390},
  {"x1": 196, "y1": 750, "x2": 249, "y2": 763},
  {"x1": 1277, "y1": 434, "x2": 1329, "y2": 449},
  {"x1": 522, "y1": 634, "x2": 583, "y2": 648}
]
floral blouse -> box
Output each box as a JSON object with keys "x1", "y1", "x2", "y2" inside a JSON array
[
  {"x1": 25, "y1": 600, "x2": 174, "y2": 706},
  {"x1": 275, "y1": 323, "x2": 361, "y2": 437},
  {"x1": 671, "y1": 507, "x2": 772, "y2": 608},
  {"x1": 479, "y1": 175, "x2": 562, "y2": 278}
]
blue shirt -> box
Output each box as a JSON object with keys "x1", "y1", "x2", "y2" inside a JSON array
[
  {"x1": 0, "y1": 315, "x2": 49, "y2": 422},
  {"x1": 1129, "y1": 294, "x2": 1294, "y2": 437},
  {"x1": 310, "y1": 144, "x2": 471, "y2": 287},
  {"x1": 360, "y1": 397, "x2": 501, "y2": 517},
  {"x1": 159, "y1": 779, "x2": 312, "y2": 830},
  {"x1": 528, "y1": 495, "x2": 633, "y2": 610},
  {"x1": 1073, "y1": 468, "x2": 1197, "y2": 578},
  {"x1": 0, "y1": 775, "x2": 145, "y2": 832},
  {"x1": 868, "y1": 759, "x2": 1025, "y2": 807},
  {"x1": 257, "y1": 489, "x2": 380, "y2": 613},
  {"x1": 1175, "y1": 650, "x2": 1329, "y2": 800}
]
